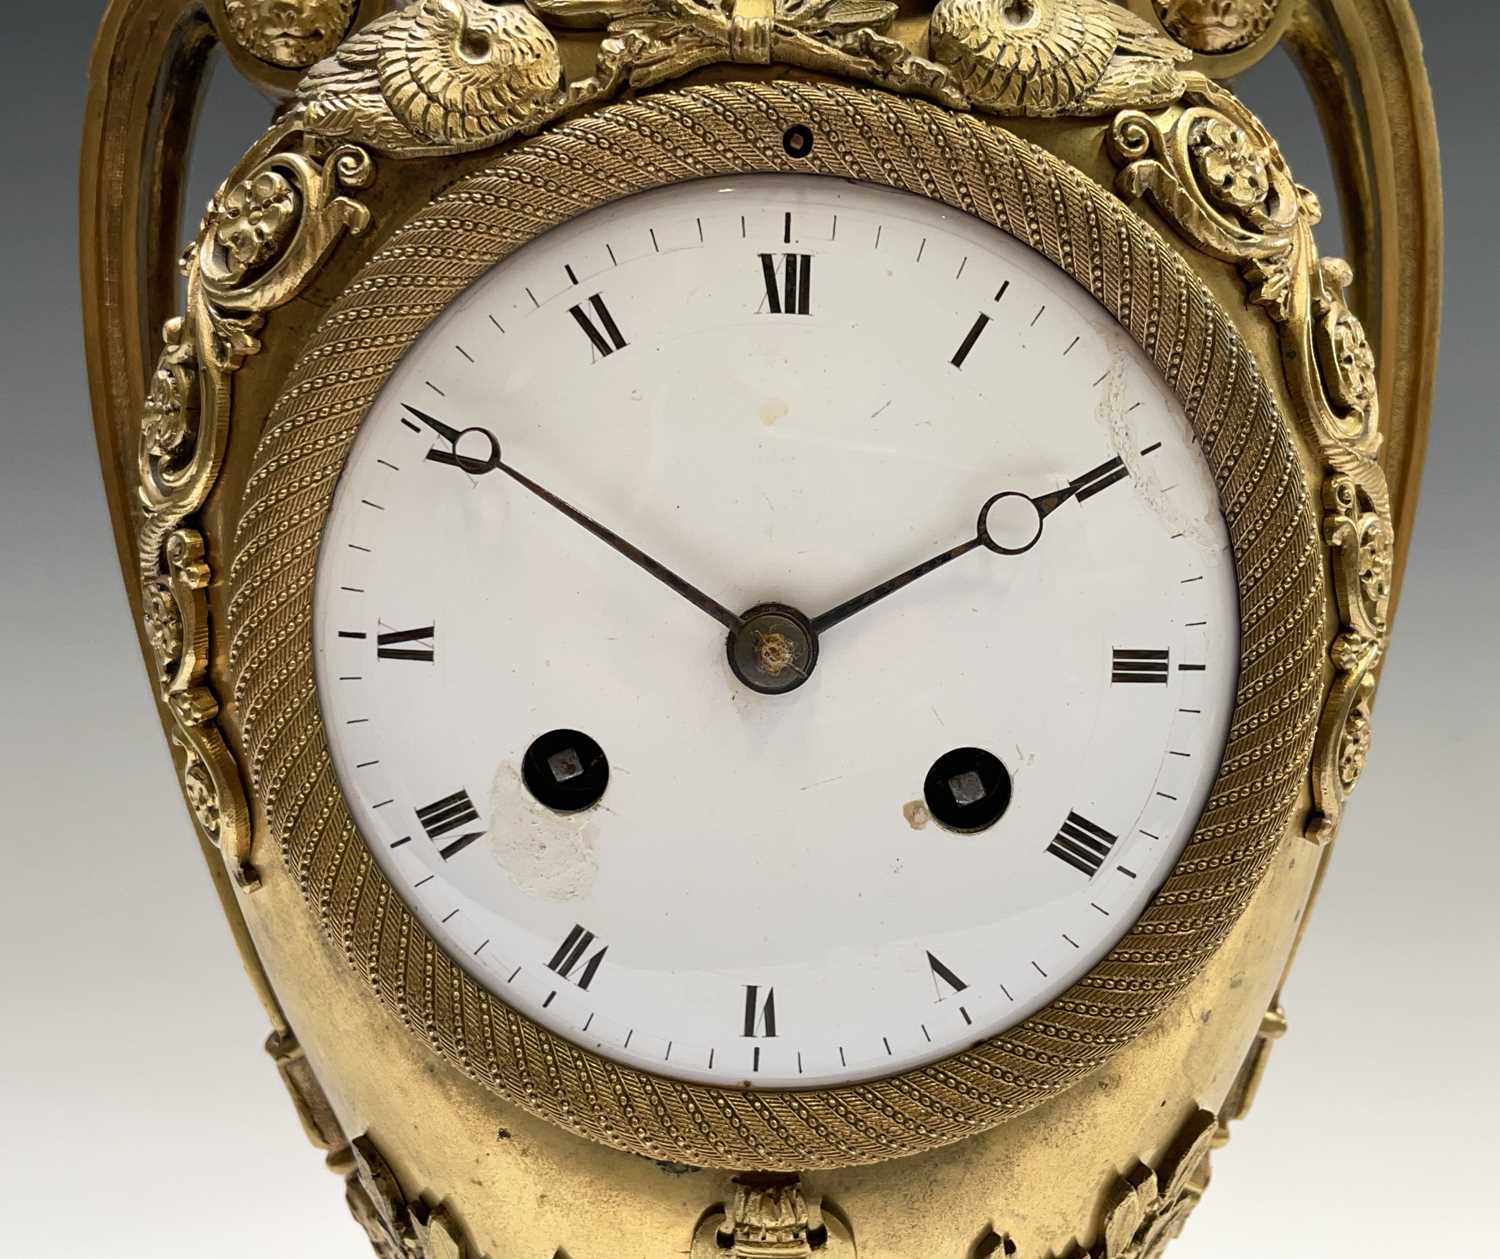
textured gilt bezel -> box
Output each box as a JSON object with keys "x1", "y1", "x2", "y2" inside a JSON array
[{"x1": 228, "y1": 80, "x2": 1325, "y2": 1170}]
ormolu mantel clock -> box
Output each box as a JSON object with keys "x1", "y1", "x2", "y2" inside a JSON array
[{"x1": 81, "y1": 0, "x2": 1440, "y2": 1254}]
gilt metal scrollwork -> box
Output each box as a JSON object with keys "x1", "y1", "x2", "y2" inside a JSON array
[
  {"x1": 136, "y1": 312, "x2": 257, "y2": 887},
  {"x1": 1109, "y1": 84, "x2": 1313, "y2": 321},
  {"x1": 1312, "y1": 471, "x2": 1389, "y2": 842},
  {"x1": 191, "y1": 145, "x2": 373, "y2": 370},
  {"x1": 135, "y1": 135, "x2": 376, "y2": 888},
  {"x1": 1108, "y1": 76, "x2": 1396, "y2": 842},
  {"x1": 137, "y1": 516, "x2": 255, "y2": 884}
]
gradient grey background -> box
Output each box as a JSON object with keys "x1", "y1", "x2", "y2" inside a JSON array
[{"x1": 1, "y1": 5, "x2": 1492, "y2": 1254}]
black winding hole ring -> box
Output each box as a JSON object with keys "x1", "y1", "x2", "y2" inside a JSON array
[
  {"x1": 522, "y1": 729, "x2": 610, "y2": 813},
  {"x1": 923, "y1": 747, "x2": 1013, "y2": 834}
]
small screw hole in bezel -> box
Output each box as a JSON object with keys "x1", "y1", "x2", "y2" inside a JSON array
[{"x1": 783, "y1": 124, "x2": 815, "y2": 158}]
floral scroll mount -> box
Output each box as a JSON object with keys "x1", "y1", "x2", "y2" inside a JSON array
[
  {"x1": 191, "y1": 145, "x2": 374, "y2": 373},
  {"x1": 136, "y1": 138, "x2": 377, "y2": 892},
  {"x1": 1308, "y1": 470, "x2": 1391, "y2": 842},
  {"x1": 137, "y1": 314, "x2": 254, "y2": 889},
  {"x1": 1107, "y1": 74, "x2": 1382, "y2": 460},
  {"x1": 1108, "y1": 76, "x2": 1394, "y2": 842},
  {"x1": 1108, "y1": 81, "x2": 1317, "y2": 323},
  {"x1": 1309, "y1": 255, "x2": 1381, "y2": 457},
  {"x1": 139, "y1": 515, "x2": 258, "y2": 890},
  {"x1": 138, "y1": 315, "x2": 213, "y2": 523}
]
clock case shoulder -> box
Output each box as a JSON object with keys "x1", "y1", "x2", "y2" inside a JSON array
[{"x1": 80, "y1": 0, "x2": 1440, "y2": 1253}]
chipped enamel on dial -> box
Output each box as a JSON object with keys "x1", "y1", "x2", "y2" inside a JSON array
[{"x1": 313, "y1": 174, "x2": 1239, "y2": 1089}]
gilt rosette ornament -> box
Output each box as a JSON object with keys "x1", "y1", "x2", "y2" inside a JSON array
[
  {"x1": 192, "y1": 147, "x2": 372, "y2": 370},
  {"x1": 214, "y1": 168, "x2": 302, "y2": 283},
  {"x1": 1109, "y1": 79, "x2": 1311, "y2": 320},
  {"x1": 138, "y1": 318, "x2": 207, "y2": 521}
]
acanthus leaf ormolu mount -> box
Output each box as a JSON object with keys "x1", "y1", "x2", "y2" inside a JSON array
[{"x1": 81, "y1": 0, "x2": 1439, "y2": 1256}]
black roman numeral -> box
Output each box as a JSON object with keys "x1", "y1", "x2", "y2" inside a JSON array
[
  {"x1": 950, "y1": 313, "x2": 991, "y2": 368},
  {"x1": 1071, "y1": 455, "x2": 1130, "y2": 503},
  {"x1": 927, "y1": 951, "x2": 969, "y2": 1000},
  {"x1": 546, "y1": 924, "x2": 608, "y2": 991},
  {"x1": 742, "y1": 985, "x2": 778, "y2": 1038},
  {"x1": 759, "y1": 252, "x2": 812, "y2": 315},
  {"x1": 1112, "y1": 648, "x2": 1169, "y2": 684},
  {"x1": 377, "y1": 624, "x2": 435, "y2": 663},
  {"x1": 569, "y1": 294, "x2": 628, "y2": 359},
  {"x1": 416, "y1": 789, "x2": 483, "y2": 861},
  {"x1": 1047, "y1": 811, "x2": 1119, "y2": 878}
]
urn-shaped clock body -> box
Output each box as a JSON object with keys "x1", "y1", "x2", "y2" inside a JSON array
[{"x1": 81, "y1": 0, "x2": 1441, "y2": 1255}]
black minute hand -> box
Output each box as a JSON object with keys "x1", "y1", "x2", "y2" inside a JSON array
[{"x1": 405, "y1": 405, "x2": 743, "y2": 633}]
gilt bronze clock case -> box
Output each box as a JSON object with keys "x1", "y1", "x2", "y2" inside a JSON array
[{"x1": 81, "y1": 1, "x2": 1440, "y2": 1256}]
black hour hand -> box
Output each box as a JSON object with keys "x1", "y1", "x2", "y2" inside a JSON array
[{"x1": 406, "y1": 404, "x2": 501, "y2": 476}]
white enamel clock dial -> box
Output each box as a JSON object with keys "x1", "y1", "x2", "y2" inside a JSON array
[{"x1": 314, "y1": 174, "x2": 1239, "y2": 1088}]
